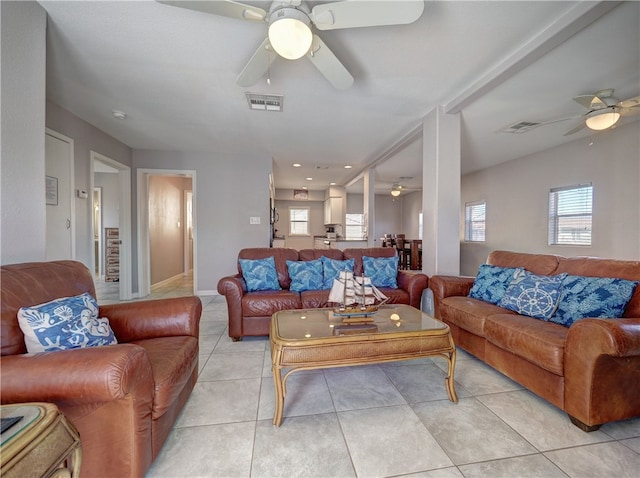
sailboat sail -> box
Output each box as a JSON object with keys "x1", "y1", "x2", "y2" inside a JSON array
[{"x1": 328, "y1": 270, "x2": 388, "y2": 309}]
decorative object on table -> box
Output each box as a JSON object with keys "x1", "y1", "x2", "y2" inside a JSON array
[{"x1": 329, "y1": 270, "x2": 388, "y2": 320}]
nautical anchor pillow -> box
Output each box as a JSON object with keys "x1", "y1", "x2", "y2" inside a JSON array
[{"x1": 18, "y1": 292, "x2": 118, "y2": 353}]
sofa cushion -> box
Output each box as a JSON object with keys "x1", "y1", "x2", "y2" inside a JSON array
[
  {"x1": 363, "y1": 255, "x2": 398, "y2": 288},
  {"x1": 239, "y1": 257, "x2": 281, "y2": 292},
  {"x1": 487, "y1": 250, "x2": 560, "y2": 275},
  {"x1": 484, "y1": 314, "x2": 568, "y2": 376},
  {"x1": 440, "y1": 296, "x2": 516, "y2": 337},
  {"x1": 241, "y1": 290, "x2": 301, "y2": 317},
  {"x1": 378, "y1": 287, "x2": 410, "y2": 305},
  {"x1": 286, "y1": 258, "x2": 324, "y2": 292},
  {"x1": 468, "y1": 264, "x2": 522, "y2": 305},
  {"x1": 549, "y1": 275, "x2": 639, "y2": 327},
  {"x1": 498, "y1": 270, "x2": 566, "y2": 320},
  {"x1": 343, "y1": 247, "x2": 396, "y2": 276},
  {"x1": 321, "y1": 256, "x2": 355, "y2": 289},
  {"x1": 237, "y1": 248, "x2": 299, "y2": 290},
  {"x1": 131, "y1": 336, "x2": 198, "y2": 419},
  {"x1": 300, "y1": 290, "x2": 332, "y2": 309},
  {"x1": 18, "y1": 292, "x2": 118, "y2": 353},
  {"x1": 299, "y1": 249, "x2": 344, "y2": 262}
]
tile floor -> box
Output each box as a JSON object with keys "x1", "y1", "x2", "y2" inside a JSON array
[{"x1": 97, "y1": 278, "x2": 640, "y2": 478}]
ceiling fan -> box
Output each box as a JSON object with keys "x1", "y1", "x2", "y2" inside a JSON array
[
  {"x1": 544, "y1": 89, "x2": 640, "y2": 136},
  {"x1": 157, "y1": 0, "x2": 425, "y2": 89}
]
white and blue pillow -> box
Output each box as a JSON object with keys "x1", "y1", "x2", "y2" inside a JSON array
[
  {"x1": 363, "y1": 255, "x2": 398, "y2": 289},
  {"x1": 549, "y1": 275, "x2": 639, "y2": 327},
  {"x1": 321, "y1": 256, "x2": 355, "y2": 289},
  {"x1": 18, "y1": 292, "x2": 118, "y2": 354},
  {"x1": 498, "y1": 270, "x2": 566, "y2": 320},
  {"x1": 287, "y1": 258, "x2": 324, "y2": 292},
  {"x1": 239, "y1": 256, "x2": 282, "y2": 292},
  {"x1": 469, "y1": 264, "x2": 523, "y2": 305}
]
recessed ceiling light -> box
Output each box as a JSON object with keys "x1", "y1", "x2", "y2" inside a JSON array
[
  {"x1": 344, "y1": 165, "x2": 352, "y2": 169},
  {"x1": 293, "y1": 163, "x2": 301, "y2": 167},
  {"x1": 306, "y1": 177, "x2": 313, "y2": 181},
  {"x1": 330, "y1": 182, "x2": 336, "y2": 185},
  {"x1": 302, "y1": 186, "x2": 308, "y2": 189},
  {"x1": 112, "y1": 110, "x2": 127, "y2": 120}
]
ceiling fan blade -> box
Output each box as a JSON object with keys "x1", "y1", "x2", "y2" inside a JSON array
[
  {"x1": 563, "y1": 121, "x2": 586, "y2": 136},
  {"x1": 157, "y1": 0, "x2": 266, "y2": 22},
  {"x1": 311, "y1": 0, "x2": 424, "y2": 31},
  {"x1": 236, "y1": 38, "x2": 276, "y2": 87},
  {"x1": 306, "y1": 34, "x2": 354, "y2": 90},
  {"x1": 618, "y1": 95, "x2": 640, "y2": 109},
  {"x1": 620, "y1": 106, "x2": 640, "y2": 117},
  {"x1": 572, "y1": 94, "x2": 607, "y2": 110}
]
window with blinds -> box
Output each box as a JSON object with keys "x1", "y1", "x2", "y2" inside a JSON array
[
  {"x1": 465, "y1": 201, "x2": 486, "y2": 242},
  {"x1": 289, "y1": 207, "x2": 309, "y2": 236},
  {"x1": 345, "y1": 213, "x2": 365, "y2": 240},
  {"x1": 548, "y1": 183, "x2": 592, "y2": 246}
]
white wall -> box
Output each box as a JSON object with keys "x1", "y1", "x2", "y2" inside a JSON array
[
  {"x1": 133, "y1": 150, "x2": 271, "y2": 294},
  {"x1": 402, "y1": 191, "x2": 422, "y2": 239},
  {"x1": 1, "y1": 1, "x2": 47, "y2": 264},
  {"x1": 46, "y1": 101, "x2": 133, "y2": 269},
  {"x1": 460, "y1": 121, "x2": 640, "y2": 276},
  {"x1": 373, "y1": 195, "x2": 403, "y2": 245}
]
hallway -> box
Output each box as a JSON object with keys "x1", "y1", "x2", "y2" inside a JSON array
[{"x1": 95, "y1": 272, "x2": 194, "y2": 304}]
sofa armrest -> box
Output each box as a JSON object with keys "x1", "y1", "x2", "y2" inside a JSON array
[
  {"x1": 397, "y1": 271, "x2": 428, "y2": 309},
  {"x1": 564, "y1": 317, "x2": 640, "y2": 427},
  {"x1": 429, "y1": 275, "x2": 475, "y2": 319},
  {"x1": 217, "y1": 274, "x2": 247, "y2": 340},
  {"x1": 100, "y1": 296, "x2": 202, "y2": 343},
  {"x1": 0, "y1": 344, "x2": 155, "y2": 406}
]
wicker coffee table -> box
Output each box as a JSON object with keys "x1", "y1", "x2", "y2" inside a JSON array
[{"x1": 270, "y1": 304, "x2": 457, "y2": 426}]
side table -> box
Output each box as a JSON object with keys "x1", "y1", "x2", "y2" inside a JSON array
[{"x1": 1, "y1": 402, "x2": 82, "y2": 478}]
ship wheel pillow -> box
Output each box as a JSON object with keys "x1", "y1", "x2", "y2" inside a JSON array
[{"x1": 18, "y1": 292, "x2": 118, "y2": 353}]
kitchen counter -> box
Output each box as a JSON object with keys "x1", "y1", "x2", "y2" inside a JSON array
[{"x1": 313, "y1": 237, "x2": 368, "y2": 250}]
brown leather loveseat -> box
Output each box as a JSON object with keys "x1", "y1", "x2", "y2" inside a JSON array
[
  {"x1": 217, "y1": 247, "x2": 428, "y2": 341},
  {"x1": 430, "y1": 250, "x2": 640, "y2": 431},
  {"x1": 0, "y1": 261, "x2": 202, "y2": 477}
]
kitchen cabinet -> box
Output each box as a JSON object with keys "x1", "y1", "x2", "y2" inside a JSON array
[
  {"x1": 324, "y1": 197, "x2": 343, "y2": 225},
  {"x1": 314, "y1": 238, "x2": 331, "y2": 249}
]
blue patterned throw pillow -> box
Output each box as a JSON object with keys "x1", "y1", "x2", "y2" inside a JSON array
[
  {"x1": 321, "y1": 256, "x2": 355, "y2": 289},
  {"x1": 18, "y1": 292, "x2": 118, "y2": 353},
  {"x1": 498, "y1": 270, "x2": 566, "y2": 320},
  {"x1": 239, "y1": 256, "x2": 282, "y2": 292},
  {"x1": 469, "y1": 265, "x2": 523, "y2": 305},
  {"x1": 549, "y1": 275, "x2": 639, "y2": 327},
  {"x1": 287, "y1": 258, "x2": 324, "y2": 292},
  {"x1": 363, "y1": 255, "x2": 398, "y2": 289}
]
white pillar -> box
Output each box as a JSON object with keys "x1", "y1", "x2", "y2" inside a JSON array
[
  {"x1": 422, "y1": 106, "x2": 461, "y2": 275},
  {"x1": 363, "y1": 169, "x2": 375, "y2": 247}
]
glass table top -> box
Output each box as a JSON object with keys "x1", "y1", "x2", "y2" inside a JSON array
[{"x1": 273, "y1": 304, "x2": 446, "y2": 341}]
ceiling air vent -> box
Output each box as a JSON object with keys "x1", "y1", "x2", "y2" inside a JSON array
[
  {"x1": 246, "y1": 93, "x2": 283, "y2": 112},
  {"x1": 499, "y1": 121, "x2": 541, "y2": 134}
]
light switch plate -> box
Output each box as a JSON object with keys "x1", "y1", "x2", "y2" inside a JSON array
[{"x1": 250, "y1": 216, "x2": 261, "y2": 225}]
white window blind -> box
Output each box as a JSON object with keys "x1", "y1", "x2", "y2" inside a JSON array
[
  {"x1": 289, "y1": 207, "x2": 309, "y2": 236},
  {"x1": 548, "y1": 183, "x2": 592, "y2": 246},
  {"x1": 465, "y1": 201, "x2": 486, "y2": 242},
  {"x1": 345, "y1": 213, "x2": 365, "y2": 240}
]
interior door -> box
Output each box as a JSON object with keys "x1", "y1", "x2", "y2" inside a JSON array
[{"x1": 45, "y1": 131, "x2": 74, "y2": 261}]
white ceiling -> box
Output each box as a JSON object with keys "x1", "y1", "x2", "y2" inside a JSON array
[{"x1": 41, "y1": 1, "x2": 640, "y2": 195}]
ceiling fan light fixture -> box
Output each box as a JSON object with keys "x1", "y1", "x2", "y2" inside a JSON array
[
  {"x1": 268, "y1": 8, "x2": 312, "y2": 60},
  {"x1": 390, "y1": 184, "x2": 403, "y2": 197},
  {"x1": 585, "y1": 108, "x2": 620, "y2": 131}
]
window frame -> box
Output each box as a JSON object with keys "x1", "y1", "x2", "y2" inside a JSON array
[
  {"x1": 464, "y1": 200, "x2": 486, "y2": 242},
  {"x1": 548, "y1": 183, "x2": 593, "y2": 246},
  {"x1": 288, "y1": 206, "x2": 310, "y2": 236}
]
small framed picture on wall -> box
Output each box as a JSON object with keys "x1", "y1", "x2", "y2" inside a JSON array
[{"x1": 46, "y1": 176, "x2": 58, "y2": 206}]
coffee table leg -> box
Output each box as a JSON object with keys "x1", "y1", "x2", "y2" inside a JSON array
[
  {"x1": 271, "y1": 345, "x2": 285, "y2": 426},
  {"x1": 445, "y1": 344, "x2": 458, "y2": 403}
]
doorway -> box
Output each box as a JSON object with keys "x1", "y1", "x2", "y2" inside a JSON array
[
  {"x1": 137, "y1": 169, "x2": 197, "y2": 298},
  {"x1": 45, "y1": 129, "x2": 75, "y2": 261},
  {"x1": 91, "y1": 151, "x2": 132, "y2": 301}
]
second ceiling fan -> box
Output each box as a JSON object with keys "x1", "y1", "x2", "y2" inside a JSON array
[{"x1": 158, "y1": 0, "x2": 425, "y2": 89}]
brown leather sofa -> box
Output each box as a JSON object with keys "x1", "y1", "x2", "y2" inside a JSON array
[
  {"x1": 430, "y1": 250, "x2": 640, "y2": 431},
  {"x1": 217, "y1": 247, "x2": 429, "y2": 341},
  {"x1": 0, "y1": 261, "x2": 202, "y2": 477}
]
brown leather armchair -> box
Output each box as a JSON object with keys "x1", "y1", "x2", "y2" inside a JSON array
[{"x1": 1, "y1": 261, "x2": 202, "y2": 478}]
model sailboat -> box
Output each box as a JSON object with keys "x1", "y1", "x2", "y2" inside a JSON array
[{"x1": 329, "y1": 270, "x2": 389, "y2": 317}]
